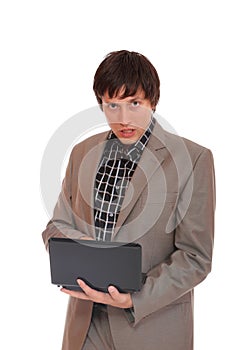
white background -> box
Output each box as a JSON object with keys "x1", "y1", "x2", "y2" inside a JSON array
[{"x1": 0, "y1": 1, "x2": 232, "y2": 349}]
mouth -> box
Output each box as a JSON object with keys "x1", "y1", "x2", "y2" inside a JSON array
[{"x1": 119, "y1": 128, "x2": 136, "y2": 138}]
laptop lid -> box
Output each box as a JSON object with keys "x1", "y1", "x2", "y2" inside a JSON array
[{"x1": 48, "y1": 238, "x2": 143, "y2": 293}]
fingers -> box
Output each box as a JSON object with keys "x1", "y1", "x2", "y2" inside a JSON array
[
  {"x1": 108, "y1": 285, "x2": 120, "y2": 299},
  {"x1": 75, "y1": 280, "x2": 122, "y2": 306},
  {"x1": 77, "y1": 279, "x2": 109, "y2": 303},
  {"x1": 77, "y1": 279, "x2": 96, "y2": 297},
  {"x1": 60, "y1": 287, "x2": 89, "y2": 300},
  {"x1": 78, "y1": 280, "x2": 118, "y2": 303},
  {"x1": 60, "y1": 280, "x2": 133, "y2": 308},
  {"x1": 108, "y1": 285, "x2": 133, "y2": 308},
  {"x1": 60, "y1": 280, "x2": 107, "y2": 303},
  {"x1": 79, "y1": 236, "x2": 94, "y2": 240}
]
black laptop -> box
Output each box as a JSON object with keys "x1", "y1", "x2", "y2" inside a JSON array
[{"x1": 48, "y1": 238, "x2": 144, "y2": 293}]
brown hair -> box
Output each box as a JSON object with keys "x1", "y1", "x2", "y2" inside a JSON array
[{"x1": 93, "y1": 50, "x2": 160, "y2": 111}]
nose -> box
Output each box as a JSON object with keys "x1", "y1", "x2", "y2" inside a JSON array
[{"x1": 118, "y1": 105, "x2": 131, "y2": 125}]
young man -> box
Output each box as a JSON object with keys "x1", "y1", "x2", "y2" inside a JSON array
[{"x1": 42, "y1": 50, "x2": 215, "y2": 350}]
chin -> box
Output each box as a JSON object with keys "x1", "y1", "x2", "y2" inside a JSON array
[{"x1": 118, "y1": 137, "x2": 137, "y2": 145}]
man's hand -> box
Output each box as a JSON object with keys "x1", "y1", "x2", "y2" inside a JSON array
[
  {"x1": 60, "y1": 279, "x2": 133, "y2": 309},
  {"x1": 79, "y1": 236, "x2": 94, "y2": 240}
]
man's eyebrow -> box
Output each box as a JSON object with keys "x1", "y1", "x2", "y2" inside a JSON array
[
  {"x1": 102, "y1": 96, "x2": 144, "y2": 103},
  {"x1": 127, "y1": 96, "x2": 144, "y2": 101}
]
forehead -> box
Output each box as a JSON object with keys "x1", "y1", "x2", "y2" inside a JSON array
[{"x1": 103, "y1": 88, "x2": 146, "y2": 102}]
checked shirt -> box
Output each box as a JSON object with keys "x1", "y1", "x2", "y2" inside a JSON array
[{"x1": 94, "y1": 117, "x2": 155, "y2": 241}]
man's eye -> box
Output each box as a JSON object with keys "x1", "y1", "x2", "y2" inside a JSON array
[
  {"x1": 131, "y1": 101, "x2": 140, "y2": 107},
  {"x1": 108, "y1": 103, "x2": 118, "y2": 109}
]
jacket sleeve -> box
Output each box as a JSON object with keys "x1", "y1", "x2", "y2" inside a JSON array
[
  {"x1": 131, "y1": 148, "x2": 216, "y2": 326},
  {"x1": 42, "y1": 148, "x2": 86, "y2": 251}
]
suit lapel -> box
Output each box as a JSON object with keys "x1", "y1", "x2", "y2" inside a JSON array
[
  {"x1": 78, "y1": 122, "x2": 167, "y2": 239},
  {"x1": 77, "y1": 132, "x2": 109, "y2": 237},
  {"x1": 112, "y1": 122, "x2": 167, "y2": 238}
]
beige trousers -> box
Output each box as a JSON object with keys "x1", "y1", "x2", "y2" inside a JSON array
[{"x1": 82, "y1": 307, "x2": 115, "y2": 350}]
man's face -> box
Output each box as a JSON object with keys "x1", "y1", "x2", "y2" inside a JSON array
[{"x1": 102, "y1": 89, "x2": 154, "y2": 144}]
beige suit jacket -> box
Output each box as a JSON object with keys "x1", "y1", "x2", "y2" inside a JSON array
[{"x1": 42, "y1": 121, "x2": 215, "y2": 350}]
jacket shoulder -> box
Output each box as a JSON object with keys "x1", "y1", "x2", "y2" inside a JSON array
[
  {"x1": 162, "y1": 127, "x2": 213, "y2": 162},
  {"x1": 70, "y1": 130, "x2": 109, "y2": 158}
]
